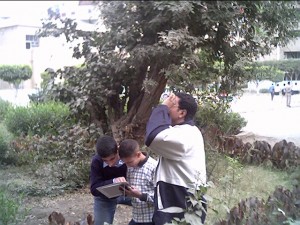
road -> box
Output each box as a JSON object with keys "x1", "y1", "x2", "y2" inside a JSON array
[{"x1": 231, "y1": 92, "x2": 300, "y2": 146}]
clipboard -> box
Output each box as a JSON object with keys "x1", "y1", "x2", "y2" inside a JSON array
[{"x1": 96, "y1": 182, "x2": 130, "y2": 198}]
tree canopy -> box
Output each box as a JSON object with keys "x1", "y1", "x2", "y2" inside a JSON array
[
  {"x1": 256, "y1": 59, "x2": 300, "y2": 81},
  {"x1": 39, "y1": 1, "x2": 300, "y2": 142},
  {"x1": 0, "y1": 65, "x2": 32, "y2": 89}
]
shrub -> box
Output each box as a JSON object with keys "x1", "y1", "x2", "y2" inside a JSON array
[
  {"x1": 0, "y1": 188, "x2": 27, "y2": 225},
  {"x1": 4, "y1": 101, "x2": 73, "y2": 136},
  {"x1": 10, "y1": 122, "x2": 100, "y2": 163},
  {"x1": 0, "y1": 123, "x2": 14, "y2": 164},
  {"x1": 0, "y1": 99, "x2": 13, "y2": 122},
  {"x1": 218, "y1": 112, "x2": 247, "y2": 135},
  {"x1": 9, "y1": 123, "x2": 101, "y2": 193},
  {"x1": 195, "y1": 93, "x2": 247, "y2": 136},
  {"x1": 259, "y1": 88, "x2": 270, "y2": 93}
]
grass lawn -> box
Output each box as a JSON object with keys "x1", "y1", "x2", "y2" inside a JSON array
[{"x1": 205, "y1": 151, "x2": 296, "y2": 224}]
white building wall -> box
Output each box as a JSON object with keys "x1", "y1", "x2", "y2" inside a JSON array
[
  {"x1": 258, "y1": 45, "x2": 281, "y2": 61},
  {"x1": 0, "y1": 25, "x2": 83, "y2": 89},
  {"x1": 0, "y1": 26, "x2": 36, "y2": 88},
  {"x1": 0, "y1": 1, "x2": 100, "y2": 90},
  {"x1": 0, "y1": 26, "x2": 29, "y2": 64},
  {"x1": 279, "y1": 37, "x2": 300, "y2": 59}
]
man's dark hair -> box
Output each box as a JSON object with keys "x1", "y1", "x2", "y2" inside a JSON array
[
  {"x1": 176, "y1": 92, "x2": 198, "y2": 121},
  {"x1": 119, "y1": 139, "x2": 139, "y2": 159},
  {"x1": 96, "y1": 135, "x2": 118, "y2": 158}
]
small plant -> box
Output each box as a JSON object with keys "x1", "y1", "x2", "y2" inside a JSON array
[
  {"x1": 0, "y1": 188, "x2": 27, "y2": 225},
  {"x1": 165, "y1": 174, "x2": 213, "y2": 225},
  {"x1": 217, "y1": 156, "x2": 243, "y2": 206}
]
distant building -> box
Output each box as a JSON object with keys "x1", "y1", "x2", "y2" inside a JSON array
[
  {"x1": 0, "y1": 20, "x2": 78, "y2": 89},
  {"x1": 258, "y1": 38, "x2": 300, "y2": 62},
  {"x1": 0, "y1": 1, "x2": 101, "y2": 89},
  {"x1": 259, "y1": 3, "x2": 300, "y2": 62}
]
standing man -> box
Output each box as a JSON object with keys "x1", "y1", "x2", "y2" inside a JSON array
[
  {"x1": 285, "y1": 81, "x2": 292, "y2": 107},
  {"x1": 145, "y1": 92, "x2": 207, "y2": 225},
  {"x1": 269, "y1": 83, "x2": 275, "y2": 101}
]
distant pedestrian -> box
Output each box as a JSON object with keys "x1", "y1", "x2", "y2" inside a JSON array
[
  {"x1": 281, "y1": 84, "x2": 286, "y2": 97},
  {"x1": 285, "y1": 81, "x2": 292, "y2": 107},
  {"x1": 269, "y1": 84, "x2": 275, "y2": 101}
]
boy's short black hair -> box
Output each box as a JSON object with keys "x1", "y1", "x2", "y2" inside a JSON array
[
  {"x1": 119, "y1": 139, "x2": 139, "y2": 159},
  {"x1": 96, "y1": 135, "x2": 118, "y2": 158}
]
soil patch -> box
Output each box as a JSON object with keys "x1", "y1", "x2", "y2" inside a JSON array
[{"x1": 21, "y1": 187, "x2": 132, "y2": 225}]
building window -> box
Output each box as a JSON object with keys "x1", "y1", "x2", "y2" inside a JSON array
[
  {"x1": 284, "y1": 51, "x2": 300, "y2": 59},
  {"x1": 25, "y1": 35, "x2": 39, "y2": 49}
]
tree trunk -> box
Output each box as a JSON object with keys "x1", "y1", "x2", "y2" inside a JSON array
[{"x1": 112, "y1": 66, "x2": 167, "y2": 145}]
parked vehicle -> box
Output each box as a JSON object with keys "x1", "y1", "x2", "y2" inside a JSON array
[{"x1": 274, "y1": 80, "x2": 300, "y2": 95}]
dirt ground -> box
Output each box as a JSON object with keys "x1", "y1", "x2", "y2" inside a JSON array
[
  {"x1": 21, "y1": 187, "x2": 132, "y2": 225},
  {"x1": 0, "y1": 165, "x2": 131, "y2": 225}
]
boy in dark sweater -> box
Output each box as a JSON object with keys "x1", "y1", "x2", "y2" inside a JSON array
[{"x1": 90, "y1": 135, "x2": 131, "y2": 225}]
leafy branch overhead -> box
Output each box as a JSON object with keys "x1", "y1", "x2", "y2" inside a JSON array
[{"x1": 38, "y1": 1, "x2": 300, "y2": 140}]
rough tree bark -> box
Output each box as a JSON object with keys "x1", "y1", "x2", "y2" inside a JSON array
[{"x1": 112, "y1": 66, "x2": 167, "y2": 145}]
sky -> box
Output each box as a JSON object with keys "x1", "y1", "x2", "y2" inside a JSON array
[{"x1": 0, "y1": 1, "x2": 79, "y2": 21}]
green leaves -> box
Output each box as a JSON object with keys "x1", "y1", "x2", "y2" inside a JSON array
[
  {"x1": 0, "y1": 188, "x2": 26, "y2": 225},
  {"x1": 37, "y1": 1, "x2": 300, "y2": 139},
  {"x1": 4, "y1": 101, "x2": 72, "y2": 137},
  {"x1": 0, "y1": 65, "x2": 32, "y2": 87}
]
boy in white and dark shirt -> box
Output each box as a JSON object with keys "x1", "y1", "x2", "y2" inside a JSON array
[{"x1": 119, "y1": 139, "x2": 158, "y2": 225}]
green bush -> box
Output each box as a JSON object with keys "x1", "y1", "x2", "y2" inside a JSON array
[
  {"x1": 218, "y1": 112, "x2": 247, "y2": 135},
  {"x1": 0, "y1": 99, "x2": 13, "y2": 122},
  {"x1": 8, "y1": 123, "x2": 100, "y2": 192},
  {"x1": 0, "y1": 123, "x2": 14, "y2": 164},
  {"x1": 4, "y1": 101, "x2": 73, "y2": 136},
  {"x1": 0, "y1": 64, "x2": 32, "y2": 89},
  {"x1": 259, "y1": 88, "x2": 270, "y2": 93},
  {"x1": 0, "y1": 188, "x2": 27, "y2": 225},
  {"x1": 196, "y1": 93, "x2": 247, "y2": 135}
]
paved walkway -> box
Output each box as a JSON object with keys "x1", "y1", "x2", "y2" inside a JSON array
[{"x1": 231, "y1": 92, "x2": 300, "y2": 146}]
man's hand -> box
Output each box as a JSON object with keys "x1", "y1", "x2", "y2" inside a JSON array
[{"x1": 162, "y1": 93, "x2": 177, "y2": 109}]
